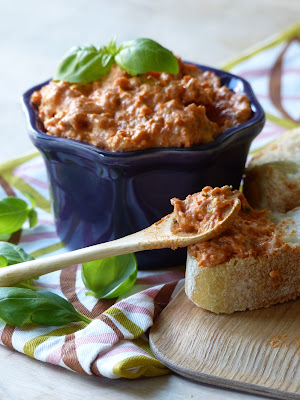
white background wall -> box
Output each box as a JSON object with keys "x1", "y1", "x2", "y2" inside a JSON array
[{"x1": 1, "y1": 0, "x2": 300, "y2": 162}]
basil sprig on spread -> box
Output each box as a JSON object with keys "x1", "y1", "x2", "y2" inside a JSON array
[
  {"x1": 53, "y1": 43, "x2": 116, "y2": 83},
  {"x1": 54, "y1": 38, "x2": 179, "y2": 83}
]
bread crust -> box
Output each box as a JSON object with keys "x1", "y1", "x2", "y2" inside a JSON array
[
  {"x1": 185, "y1": 245, "x2": 300, "y2": 314},
  {"x1": 248, "y1": 127, "x2": 300, "y2": 164},
  {"x1": 244, "y1": 160, "x2": 300, "y2": 212},
  {"x1": 244, "y1": 128, "x2": 300, "y2": 212}
]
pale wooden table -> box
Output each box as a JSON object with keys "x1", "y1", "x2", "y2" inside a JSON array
[{"x1": 1, "y1": 1, "x2": 299, "y2": 398}]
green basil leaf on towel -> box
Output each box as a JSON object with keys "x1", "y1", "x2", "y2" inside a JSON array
[
  {"x1": 0, "y1": 288, "x2": 92, "y2": 327},
  {"x1": 82, "y1": 253, "x2": 137, "y2": 299},
  {"x1": 24, "y1": 192, "x2": 38, "y2": 228},
  {"x1": 28, "y1": 209, "x2": 38, "y2": 228},
  {"x1": 0, "y1": 255, "x2": 7, "y2": 267},
  {"x1": 0, "y1": 242, "x2": 34, "y2": 265},
  {"x1": 0, "y1": 198, "x2": 29, "y2": 235},
  {"x1": 0, "y1": 196, "x2": 37, "y2": 235},
  {"x1": 0, "y1": 242, "x2": 38, "y2": 289}
]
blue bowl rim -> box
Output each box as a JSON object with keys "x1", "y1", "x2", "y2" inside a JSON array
[{"x1": 22, "y1": 63, "x2": 265, "y2": 159}]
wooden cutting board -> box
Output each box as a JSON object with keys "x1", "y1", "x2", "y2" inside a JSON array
[{"x1": 149, "y1": 288, "x2": 300, "y2": 399}]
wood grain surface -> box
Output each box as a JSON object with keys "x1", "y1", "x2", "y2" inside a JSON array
[{"x1": 149, "y1": 288, "x2": 300, "y2": 399}]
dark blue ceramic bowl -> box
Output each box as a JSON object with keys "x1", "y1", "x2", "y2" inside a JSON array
[{"x1": 22, "y1": 64, "x2": 265, "y2": 268}]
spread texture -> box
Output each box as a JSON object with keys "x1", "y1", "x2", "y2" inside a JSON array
[
  {"x1": 31, "y1": 60, "x2": 252, "y2": 152},
  {"x1": 172, "y1": 186, "x2": 285, "y2": 267}
]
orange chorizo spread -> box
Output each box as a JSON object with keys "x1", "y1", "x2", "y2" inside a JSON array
[
  {"x1": 31, "y1": 59, "x2": 252, "y2": 152},
  {"x1": 171, "y1": 186, "x2": 240, "y2": 234},
  {"x1": 172, "y1": 186, "x2": 286, "y2": 268}
]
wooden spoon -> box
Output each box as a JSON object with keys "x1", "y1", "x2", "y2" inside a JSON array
[{"x1": 0, "y1": 198, "x2": 241, "y2": 287}]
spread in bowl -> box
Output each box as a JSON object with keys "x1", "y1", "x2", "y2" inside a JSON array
[
  {"x1": 23, "y1": 38, "x2": 265, "y2": 268},
  {"x1": 31, "y1": 59, "x2": 252, "y2": 152}
]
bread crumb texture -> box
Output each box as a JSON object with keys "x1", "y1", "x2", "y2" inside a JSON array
[{"x1": 186, "y1": 246, "x2": 300, "y2": 314}]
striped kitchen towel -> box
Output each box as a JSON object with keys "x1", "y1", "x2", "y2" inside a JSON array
[{"x1": 0, "y1": 23, "x2": 299, "y2": 379}]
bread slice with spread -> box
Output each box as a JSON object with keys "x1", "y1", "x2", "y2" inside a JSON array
[
  {"x1": 172, "y1": 186, "x2": 300, "y2": 314},
  {"x1": 185, "y1": 207, "x2": 300, "y2": 314}
]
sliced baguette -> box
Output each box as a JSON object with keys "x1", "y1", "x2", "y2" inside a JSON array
[
  {"x1": 247, "y1": 127, "x2": 300, "y2": 163},
  {"x1": 185, "y1": 207, "x2": 300, "y2": 314},
  {"x1": 243, "y1": 160, "x2": 300, "y2": 212},
  {"x1": 244, "y1": 128, "x2": 300, "y2": 212}
]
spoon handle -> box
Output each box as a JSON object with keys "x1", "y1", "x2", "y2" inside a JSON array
[
  {"x1": 0, "y1": 230, "x2": 151, "y2": 287},
  {"x1": 0, "y1": 198, "x2": 240, "y2": 287}
]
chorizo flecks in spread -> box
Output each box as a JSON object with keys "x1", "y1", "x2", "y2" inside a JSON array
[
  {"x1": 172, "y1": 187, "x2": 286, "y2": 268},
  {"x1": 31, "y1": 59, "x2": 252, "y2": 152},
  {"x1": 171, "y1": 186, "x2": 240, "y2": 234}
]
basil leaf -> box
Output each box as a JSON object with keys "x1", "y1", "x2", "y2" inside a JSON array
[
  {"x1": 31, "y1": 291, "x2": 91, "y2": 325},
  {"x1": 82, "y1": 253, "x2": 137, "y2": 299},
  {"x1": 106, "y1": 38, "x2": 119, "y2": 57},
  {"x1": 0, "y1": 242, "x2": 34, "y2": 265},
  {"x1": 0, "y1": 242, "x2": 38, "y2": 289},
  {"x1": 115, "y1": 38, "x2": 179, "y2": 76},
  {"x1": 0, "y1": 256, "x2": 7, "y2": 267},
  {"x1": 0, "y1": 234, "x2": 10, "y2": 241},
  {"x1": 24, "y1": 193, "x2": 38, "y2": 228},
  {"x1": 0, "y1": 196, "x2": 38, "y2": 235},
  {"x1": 0, "y1": 288, "x2": 92, "y2": 327},
  {"x1": 54, "y1": 45, "x2": 115, "y2": 83},
  {"x1": 0, "y1": 198, "x2": 29, "y2": 235},
  {"x1": 28, "y1": 209, "x2": 38, "y2": 228}
]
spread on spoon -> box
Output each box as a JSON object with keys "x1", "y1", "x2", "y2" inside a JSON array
[{"x1": 171, "y1": 186, "x2": 286, "y2": 267}]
